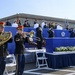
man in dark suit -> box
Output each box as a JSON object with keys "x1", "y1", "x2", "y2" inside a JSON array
[
  {"x1": 14, "y1": 26, "x2": 27, "y2": 75},
  {"x1": 36, "y1": 24, "x2": 43, "y2": 49},
  {"x1": 0, "y1": 22, "x2": 13, "y2": 75}
]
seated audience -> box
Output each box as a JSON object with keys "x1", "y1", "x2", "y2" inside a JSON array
[
  {"x1": 34, "y1": 19, "x2": 37, "y2": 24},
  {"x1": 56, "y1": 23, "x2": 63, "y2": 30},
  {"x1": 48, "y1": 22, "x2": 56, "y2": 29},
  {"x1": 34, "y1": 22, "x2": 39, "y2": 29},
  {"x1": 66, "y1": 25, "x2": 69, "y2": 30},
  {"x1": 48, "y1": 22, "x2": 51, "y2": 28},
  {"x1": 12, "y1": 21, "x2": 18, "y2": 27},
  {"x1": 44, "y1": 22, "x2": 48, "y2": 28},
  {"x1": 17, "y1": 20, "x2": 21, "y2": 26},
  {"x1": 41, "y1": 21, "x2": 45, "y2": 28},
  {"x1": 23, "y1": 19, "x2": 30, "y2": 27},
  {"x1": 5, "y1": 19, "x2": 11, "y2": 26}
]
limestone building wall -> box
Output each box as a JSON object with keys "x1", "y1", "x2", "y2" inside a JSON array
[{"x1": 0, "y1": 13, "x2": 75, "y2": 29}]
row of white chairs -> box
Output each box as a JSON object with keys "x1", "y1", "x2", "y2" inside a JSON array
[{"x1": 4, "y1": 49, "x2": 48, "y2": 75}]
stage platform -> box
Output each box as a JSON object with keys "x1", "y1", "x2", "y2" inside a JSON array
[
  {"x1": 25, "y1": 48, "x2": 75, "y2": 69},
  {"x1": 46, "y1": 38, "x2": 75, "y2": 53},
  {"x1": 25, "y1": 49, "x2": 75, "y2": 69},
  {"x1": 46, "y1": 51, "x2": 75, "y2": 69}
]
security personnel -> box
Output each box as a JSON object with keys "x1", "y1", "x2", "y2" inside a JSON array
[
  {"x1": 14, "y1": 26, "x2": 26, "y2": 75},
  {"x1": 0, "y1": 22, "x2": 13, "y2": 75}
]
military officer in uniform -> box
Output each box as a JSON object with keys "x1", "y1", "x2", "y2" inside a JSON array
[
  {"x1": 14, "y1": 26, "x2": 27, "y2": 75},
  {"x1": 36, "y1": 24, "x2": 43, "y2": 49},
  {"x1": 47, "y1": 27, "x2": 54, "y2": 38},
  {"x1": 0, "y1": 22, "x2": 13, "y2": 75}
]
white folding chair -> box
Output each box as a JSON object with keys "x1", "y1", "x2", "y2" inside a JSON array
[
  {"x1": 36, "y1": 49, "x2": 48, "y2": 68},
  {"x1": 4, "y1": 54, "x2": 16, "y2": 75}
]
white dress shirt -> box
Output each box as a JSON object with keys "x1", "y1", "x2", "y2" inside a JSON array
[
  {"x1": 41, "y1": 22, "x2": 45, "y2": 28},
  {"x1": 34, "y1": 23, "x2": 39, "y2": 29},
  {"x1": 12, "y1": 23, "x2": 18, "y2": 27},
  {"x1": 56, "y1": 25, "x2": 63, "y2": 30}
]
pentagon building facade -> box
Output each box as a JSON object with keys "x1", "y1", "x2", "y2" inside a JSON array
[{"x1": 0, "y1": 13, "x2": 75, "y2": 28}]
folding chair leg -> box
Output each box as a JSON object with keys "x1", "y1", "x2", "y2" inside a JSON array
[
  {"x1": 4, "y1": 68, "x2": 9, "y2": 75},
  {"x1": 45, "y1": 59, "x2": 48, "y2": 68}
]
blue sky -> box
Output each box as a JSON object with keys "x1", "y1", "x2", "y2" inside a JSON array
[{"x1": 0, "y1": 0, "x2": 75, "y2": 20}]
